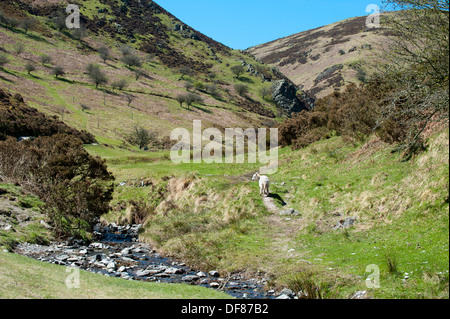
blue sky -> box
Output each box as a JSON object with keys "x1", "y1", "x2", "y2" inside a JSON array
[{"x1": 155, "y1": 0, "x2": 384, "y2": 49}]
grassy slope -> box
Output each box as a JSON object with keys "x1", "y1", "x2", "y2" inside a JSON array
[
  {"x1": 0, "y1": 250, "x2": 230, "y2": 299},
  {"x1": 0, "y1": 5, "x2": 279, "y2": 146},
  {"x1": 91, "y1": 128, "x2": 449, "y2": 299}
]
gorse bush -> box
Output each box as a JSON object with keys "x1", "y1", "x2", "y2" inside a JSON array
[
  {"x1": 0, "y1": 135, "x2": 114, "y2": 238},
  {"x1": 0, "y1": 89, "x2": 95, "y2": 143},
  {"x1": 0, "y1": 89, "x2": 111, "y2": 238}
]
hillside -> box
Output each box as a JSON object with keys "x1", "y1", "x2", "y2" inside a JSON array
[
  {"x1": 247, "y1": 14, "x2": 397, "y2": 99},
  {"x1": 0, "y1": 0, "x2": 289, "y2": 147},
  {"x1": 1, "y1": 1, "x2": 448, "y2": 301}
]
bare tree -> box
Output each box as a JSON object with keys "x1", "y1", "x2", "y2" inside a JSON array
[
  {"x1": 112, "y1": 79, "x2": 127, "y2": 91},
  {"x1": 98, "y1": 46, "x2": 111, "y2": 63},
  {"x1": 25, "y1": 62, "x2": 36, "y2": 75},
  {"x1": 125, "y1": 93, "x2": 135, "y2": 106},
  {"x1": 0, "y1": 54, "x2": 9, "y2": 69},
  {"x1": 86, "y1": 64, "x2": 108, "y2": 89},
  {"x1": 178, "y1": 66, "x2": 192, "y2": 80},
  {"x1": 13, "y1": 42, "x2": 25, "y2": 55},
  {"x1": 131, "y1": 126, "x2": 155, "y2": 149},
  {"x1": 21, "y1": 17, "x2": 37, "y2": 34},
  {"x1": 374, "y1": 0, "x2": 449, "y2": 157},
  {"x1": 122, "y1": 53, "x2": 142, "y2": 69},
  {"x1": 40, "y1": 54, "x2": 52, "y2": 66},
  {"x1": 175, "y1": 94, "x2": 186, "y2": 107},
  {"x1": 51, "y1": 66, "x2": 65, "y2": 78},
  {"x1": 184, "y1": 93, "x2": 203, "y2": 110}
]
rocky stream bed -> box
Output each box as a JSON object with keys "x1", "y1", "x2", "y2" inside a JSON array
[{"x1": 14, "y1": 223, "x2": 282, "y2": 299}]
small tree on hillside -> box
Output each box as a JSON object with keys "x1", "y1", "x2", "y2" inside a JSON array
[
  {"x1": 178, "y1": 66, "x2": 192, "y2": 80},
  {"x1": 111, "y1": 79, "x2": 127, "y2": 91},
  {"x1": 184, "y1": 93, "x2": 203, "y2": 110},
  {"x1": 21, "y1": 17, "x2": 37, "y2": 35},
  {"x1": 98, "y1": 46, "x2": 111, "y2": 63},
  {"x1": 72, "y1": 27, "x2": 87, "y2": 42},
  {"x1": 131, "y1": 126, "x2": 155, "y2": 149},
  {"x1": 40, "y1": 54, "x2": 52, "y2": 66},
  {"x1": 51, "y1": 66, "x2": 65, "y2": 78},
  {"x1": 13, "y1": 42, "x2": 25, "y2": 55},
  {"x1": 52, "y1": 14, "x2": 66, "y2": 31},
  {"x1": 0, "y1": 54, "x2": 9, "y2": 69},
  {"x1": 234, "y1": 83, "x2": 249, "y2": 97},
  {"x1": 231, "y1": 64, "x2": 245, "y2": 79},
  {"x1": 86, "y1": 64, "x2": 108, "y2": 89},
  {"x1": 25, "y1": 62, "x2": 36, "y2": 75},
  {"x1": 175, "y1": 94, "x2": 186, "y2": 107},
  {"x1": 122, "y1": 53, "x2": 142, "y2": 69}
]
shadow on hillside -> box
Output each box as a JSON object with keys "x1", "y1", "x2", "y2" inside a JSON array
[
  {"x1": 238, "y1": 76, "x2": 255, "y2": 84},
  {"x1": 268, "y1": 193, "x2": 287, "y2": 207},
  {"x1": 190, "y1": 104, "x2": 212, "y2": 114},
  {"x1": 0, "y1": 74, "x2": 15, "y2": 84}
]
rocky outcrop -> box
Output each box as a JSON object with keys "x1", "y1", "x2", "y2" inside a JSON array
[{"x1": 271, "y1": 80, "x2": 311, "y2": 115}]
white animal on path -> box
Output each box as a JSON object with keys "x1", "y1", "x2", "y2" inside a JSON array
[{"x1": 252, "y1": 173, "x2": 270, "y2": 197}]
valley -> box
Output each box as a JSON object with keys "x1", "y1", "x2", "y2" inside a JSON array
[{"x1": 0, "y1": 0, "x2": 448, "y2": 301}]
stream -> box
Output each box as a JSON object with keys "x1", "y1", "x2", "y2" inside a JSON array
[{"x1": 14, "y1": 223, "x2": 277, "y2": 299}]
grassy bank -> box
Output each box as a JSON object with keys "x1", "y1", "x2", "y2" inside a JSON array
[
  {"x1": 0, "y1": 250, "x2": 230, "y2": 299},
  {"x1": 96, "y1": 128, "x2": 449, "y2": 299}
]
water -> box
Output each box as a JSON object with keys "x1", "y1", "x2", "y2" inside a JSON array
[{"x1": 16, "y1": 224, "x2": 275, "y2": 299}]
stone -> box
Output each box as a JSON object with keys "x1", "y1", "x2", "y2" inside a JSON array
[
  {"x1": 280, "y1": 288, "x2": 295, "y2": 298},
  {"x1": 182, "y1": 275, "x2": 199, "y2": 282},
  {"x1": 271, "y1": 80, "x2": 309, "y2": 115},
  {"x1": 351, "y1": 291, "x2": 369, "y2": 299},
  {"x1": 196, "y1": 271, "x2": 207, "y2": 277},
  {"x1": 165, "y1": 267, "x2": 185, "y2": 275},
  {"x1": 279, "y1": 209, "x2": 301, "y2": 217},
  {"x1": 106, "y1": 261, "x2": 116, "y2": 270},
  {"x1": 276, "y1": 294, "x2": 291, "y2": 299},
  {"x1": 209, "y1": 282, "x2": 220, "y2": 288},
  {"x1": 135, "y1": 269, "x2": 153, "y2": 277},
  {"x1": 228, "y1": 282, "x2": 240, "y2": 289},
  {"x1": 209, "y1": 270, "x2": 220, "y2": 277},
  {"x1": 334, "y1": 216, "x2": 357, "y2": 230},
  {"x1": 55, "y1": 254, "x2": 70, "y2": 261}
]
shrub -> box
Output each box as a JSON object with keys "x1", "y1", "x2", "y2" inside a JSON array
[
  {"x1": 98, "y1": 46, "x2": 111, "y2": 63},
  {"x1": 234, "y1": 83, "x2": 249, "y2": 97},
  {"x1": 122, "y1": 53, "x2": 142, "y2": 68},
  {"x1": 111, "y1": 79, "x2": 127, "y2": 91},
  {"x1": 0, "y1": 89, "x2": 96, "y2": 143},
  {"x1": 40, "y1": 54, "x2": 52, "y2": 66},
  {"x1": 25, "y1": 62, "x2": 36, "y2": 75},
  {"x1": 0, "y1": 135, "x2": 114, "y2": 238},
  {"x1": 278, "y1": 110, "x2": 329, "y2": 149},
  {"x1": 86, "y1": 64, "x2": 108, "y2": 89},
  {"x1": 0, "y1": 54, "x2": 9, "y2": 68},
  {"x1": 230, "y1": 64, "x2": 245, "y2": 79},
  {"x1": 205, "y1": 84, "x2": 220, "y2": 97},
  {"x1": 21, "y1": 17, "x2": 37, "y2": 34},
  {"x1": 71, "y1": 27, "x2": 87, "y2": 41},
  {"x1": 193, "y1": 81, "x2": 205, "y2": 91},
  {"x1": 129, "y1": 126, "x2": 156, "y2": 149},
  {"x1": 13, "y1": 42, "x2": 25, "y2": 55},
  {"x1": 50, "y1": 66, "x2": 65, "y2": 78}
]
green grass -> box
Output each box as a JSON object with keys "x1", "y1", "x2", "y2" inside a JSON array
[
  {"x1": 112, "y1": 130, "x2": 449, "y2": 299},
  {"x1": 0, "y1": 251, "x2": 231, "y2": 299}
]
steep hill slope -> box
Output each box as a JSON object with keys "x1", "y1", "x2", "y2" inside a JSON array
[
  {"x1": 248, "y1": 15, "x2": 397, "y2": 99},
  {"x1": 0, "y1": 0, "x2": 287, "y2": 147}
]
